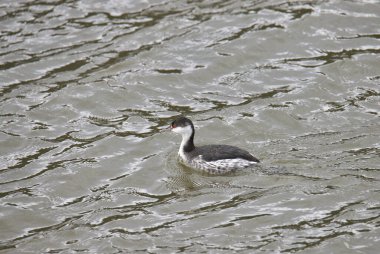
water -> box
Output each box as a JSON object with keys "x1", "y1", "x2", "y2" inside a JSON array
[{"x1": 1, "y1": 0, "x2": 379, "y2": 253}]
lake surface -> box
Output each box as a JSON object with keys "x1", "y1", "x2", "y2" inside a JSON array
[{"x1": 1, "y1": 0, "x2": 379, "y2": 253}]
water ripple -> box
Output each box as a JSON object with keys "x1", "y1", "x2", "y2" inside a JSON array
[{"x1": 1, "y1": 0, "x2": 379, "y2": 253}]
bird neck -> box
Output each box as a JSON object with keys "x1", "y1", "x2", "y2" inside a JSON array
[{"x1": 180, "y1": 127, "x2": 195, "y2": 153}]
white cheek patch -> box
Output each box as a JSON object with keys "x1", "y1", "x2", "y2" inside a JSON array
[
  {"x1": 171, "y1": 126, "x2": 184, "y2": 134},
  {"x1": 172, "y1": 125, "x2": 192, "y2": 135}
]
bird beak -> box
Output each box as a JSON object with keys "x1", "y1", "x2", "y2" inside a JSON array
[{"x1": 161, "y1": 125, "x2": 172, "y2": 132}]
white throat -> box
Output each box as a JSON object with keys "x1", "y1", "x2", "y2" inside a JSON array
[{"x1": 172, "y1": 125, "x2": 193, "y2": 159}]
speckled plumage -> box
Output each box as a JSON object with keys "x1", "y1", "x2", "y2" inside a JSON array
[{"x1": 170, "y1": 117, "x2": 259, "y2": 174}]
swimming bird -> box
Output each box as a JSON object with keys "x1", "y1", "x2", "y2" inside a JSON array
[{"x1": 169, "y1": 116, "x2": 259, "y2": 174}]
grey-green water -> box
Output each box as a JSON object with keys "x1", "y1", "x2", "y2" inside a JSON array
[{"x1": 1, "y1": 0, "x2": 379, "y2": 253}]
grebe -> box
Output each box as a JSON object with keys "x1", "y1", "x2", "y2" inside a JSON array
[{"x1": 169, "y1": 117, "x2": 259, "y2": 174}]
